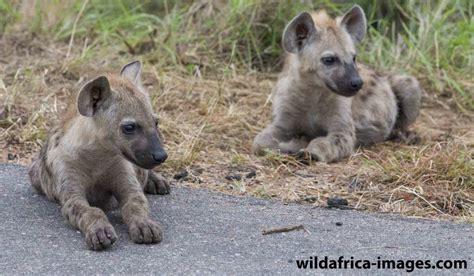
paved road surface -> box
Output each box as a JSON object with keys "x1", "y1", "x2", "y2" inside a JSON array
[{"x1": 0, "y1": 164, "x2": 472, "y2": 274}]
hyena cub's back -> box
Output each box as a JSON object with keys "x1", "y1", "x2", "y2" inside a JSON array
[
  {"x1": 351, "y1": 65, "x2": 421, "y2": 145},
  {"x1": 253, "y1": 5, "x2": 421, "y2": 162}
]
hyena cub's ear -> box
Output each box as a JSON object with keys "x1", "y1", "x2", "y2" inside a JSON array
[
  {"x1": 120, "y1": 60, "x2": 142, "y2": 85},
  {"x1": 282, "y1": 12, "x2": 317, "y2": 53},
  {"x1": 77, "y1": 76, "x2": 111, "y2": 117},
  {"x1": 340, "y1": 5, "x2": 367, "y2": 44}
]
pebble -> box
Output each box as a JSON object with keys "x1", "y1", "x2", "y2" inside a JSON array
[
  {"x1": 327, "y1": 197, "x2": 348, "y2": 207},
  {"x1": 225, "y1": 174, "x2": 242, "y2": 181},
  {"x1": 245, "y1": 170, "x2": 257, "y2": 179},
  {"x1": 173, "y1": 169, "x2": 188, "y2": 180}
]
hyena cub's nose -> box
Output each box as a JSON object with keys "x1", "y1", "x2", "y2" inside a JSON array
[
  {"x1": 350, "y1": 78, "x2": 363, "y2": 91},
  {"x1": 152, "y1": 150, "x2": 168, "y2": 165}
]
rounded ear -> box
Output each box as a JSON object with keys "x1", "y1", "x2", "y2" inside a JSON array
[
  {"x1": 282, "y1": 12, "x2": 317, "y2": 53},
  {"x1": 340, "y1": 5, "x2": 367, "y2": 44},
  {"x1": 120, "y1": 60, "x2": 142, "y2": 85},
  {"x1": 77, "y1": 76, "x2": 111, "y2": 117}
]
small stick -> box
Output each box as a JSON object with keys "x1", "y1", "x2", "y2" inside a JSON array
[{"x1": 262, "y1": 224, "x2": 305, "y2": 235}]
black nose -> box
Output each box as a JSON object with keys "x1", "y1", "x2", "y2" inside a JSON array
[
  {"x1": 152, "y1": 150, "x2": 168, "y2": 164},
  {"x1": 350, "y1": 78, "x2": 363, "y2": 90}
]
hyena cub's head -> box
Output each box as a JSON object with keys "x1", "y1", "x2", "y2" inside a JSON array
[
  {"x1": 283, "y1": 5, "x2": 367, "y2": 97},
  {"x1": 77, "y1": 61, "x2": 167, "y2": 169}
]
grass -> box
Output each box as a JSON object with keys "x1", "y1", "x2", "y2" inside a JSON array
[
  {"x1": 3, "y1": 0, "x2": 469, "y2": 110},
  {"x1": 0, "y1": 0, "x2": 473, "y2": 221}
]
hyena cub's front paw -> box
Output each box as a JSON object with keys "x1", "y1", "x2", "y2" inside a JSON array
[
  {"x1": 294, "y1": 149, "x2": 319, "y2": 163},
  {"x1": 389, "y1": 129, "x2": 420, "y2": 145},
  {"x1": 85, "y1": 221, "x2": 117, "y2": 251},
  {"x1": 129, "y1": 218, "x2": 163, "y2": 244},
  {"x1": 144, "y1": 171, "x2": 171, "y2": 195},
  {"x1": 302, "y1": 136, "x2": 353, "y2": 163},
  {"x1": 302, "y1": 139, "x2": 334, "y2": 163}
]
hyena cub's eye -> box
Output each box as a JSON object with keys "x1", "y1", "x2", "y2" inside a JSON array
[
  {"x1": 121, "y1": 123, "x2": 137, "y2": 134},
  {"x1": 321, "y1": 56, "x2": 337, "y2": 66},
  {"x1": 353, "y1": 55, "x2": 357, "y2": 63}
]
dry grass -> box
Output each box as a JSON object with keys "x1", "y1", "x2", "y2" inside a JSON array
[{"x1": 1, "y1": 33, "x2": 472, "y2": 222}]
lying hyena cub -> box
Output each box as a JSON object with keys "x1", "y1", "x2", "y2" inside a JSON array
[
  {"x1": 29, "y1": 61, "x2": 170, "y2": 250},
  {"x1": 253, "y1": 5, "x2": 421, "y2": 162}
]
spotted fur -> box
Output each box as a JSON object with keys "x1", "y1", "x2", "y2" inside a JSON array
[
  {"x1": 253, "y1": 6, "x2": 421, "y2": 162},
  {"x1": 28, "y1": 61, "x2": 171, "y2": 251}
]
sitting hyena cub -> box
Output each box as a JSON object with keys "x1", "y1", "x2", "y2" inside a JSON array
[
  {"x1": 253, "y1": 5, "x2": 421, "y2": 162},
  {"x1": 29, "y1": 61, "x2": 171, "y2": 250}
]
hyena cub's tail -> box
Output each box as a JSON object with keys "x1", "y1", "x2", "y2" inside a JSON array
[{"x1": 388, "y1": 74, "x2": 422, "y2": 142}]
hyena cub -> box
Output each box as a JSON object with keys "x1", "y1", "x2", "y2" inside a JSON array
[
  {"x1": 29, "y1": 61, "x2": 171, "y2": 250},
  {"x1": 253, "y1": 5, "x2": 421, "y2": 162}
]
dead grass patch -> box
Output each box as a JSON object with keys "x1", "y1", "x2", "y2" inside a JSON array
[{"x1": 1, "y1": 34, "x2": 472, "y2": 222}]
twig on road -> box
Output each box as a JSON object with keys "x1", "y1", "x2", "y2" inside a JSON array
[{"x1": 262, "y1": 224, "x2": 306, "y2": 235}]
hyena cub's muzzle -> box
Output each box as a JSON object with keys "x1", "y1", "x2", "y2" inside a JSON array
[
  {"x1": 327, "y1": 62, "x2": 363, "y2": 97},
  {"x1": 145, "y1": 133, "x2": 168, "y2": 167},
  {"x1": 120, "y1": 126, "x2": 168, "y2": 170}
]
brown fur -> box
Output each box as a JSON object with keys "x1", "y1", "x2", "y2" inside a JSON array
[
  {"x1": 253, "y1": 6, "x2": 421, "y2": 162},
  {"x1": 28, "y1": 61, "x2": 171, "y2": 251}
]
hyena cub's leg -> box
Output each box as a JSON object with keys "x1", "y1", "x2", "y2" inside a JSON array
[
  {"x1": 136, "y1": 168, "x2": 170, "y2": 195},
  {"x1": 144, "y1": 170, "x2": 170, "y2": 195},
  {"x1": 304, "y1": 132, "x2": 355, "y2": 163},
  {"x1": 113, "y1": 174, "x2": 162, "y2": 244},
  {"x1": 389, "y1": 75, "x2": 422, "y2": 142},
  {"x1": 60, "y1": 183, "x2": 117, "y2": 251},
  {"x1": 252, "y1": 125, "x2": 309, "y2": 155}
]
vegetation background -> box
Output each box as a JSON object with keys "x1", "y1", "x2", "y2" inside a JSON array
[{"x1": 0, "y1": 0, "x2": 472, "y2": 221}]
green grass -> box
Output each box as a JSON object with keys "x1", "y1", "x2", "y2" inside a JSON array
[
  {"x1": 1, "y1": 0, "x2": 472, "y2": 111},
  {"x1": 0, "y1": 0, "x2": 18, "y2": 34}
]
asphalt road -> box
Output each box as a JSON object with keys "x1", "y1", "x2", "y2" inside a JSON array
[{"x1": 0, "y1": 164, "x2": 472, "y2": 274}]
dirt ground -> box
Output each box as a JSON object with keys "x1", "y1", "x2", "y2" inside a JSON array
[{"x1": 1, "y1": 33, "x2": 472, "y2": 222}]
